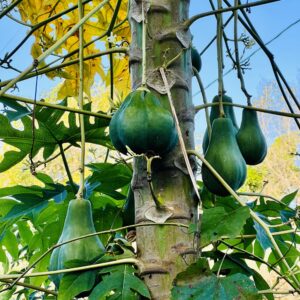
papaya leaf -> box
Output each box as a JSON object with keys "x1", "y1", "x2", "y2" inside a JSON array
[
  {"x1": 57, "y1": 270, "x2": 97, "y2": 300},
  {"x1": 201, "y1": 206, "x2": 250, "y2": 246},
  {"x1": 0, "y1": 177, "x2": 66, "y2": 222},
  {"x1": 253, "y1": 220, "x2": 273, "y2": 250},
  {"x1": 0, "y1": 96, "x2": 31, "y2": 121},
  {"x1": 89, "y1": 265, "x2": 150, "y2": 300},
  {"x1": 87, "y1": 163, "x2": 132, "y2": 199},
  {"x1": 0, "y1": 99, "x2": 110, "y2": 172},
  {"x1": 280, "y1": 190, "x2": 298, "y2": 206},
  {"x1": 171, "y1": 273, "x2": 261, "y2": 300}
]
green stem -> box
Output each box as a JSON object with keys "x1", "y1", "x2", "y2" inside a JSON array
[
  {"x1": 0, "y1": 0, "x2": 110, "y2": 97},
  {"x1": 141, "y1": 1, "x2": 147, "y2": 86},
  {"x1": 0, "y1": 259, "x2": 140, "y2": 280},
  {"x1": 6, "y1": 13, "x2": 32, "y2": 27},
  {"x1": 2, "y1": 221, "x2": 187, "y2": 289},
  {"x1": 195, "y1": 102, "x2": 300, "y2": 118},
  {"x1": 58, "y1": 143, "x2": 76, "y2": 194},
  {"x1": 0, "y1": 93, "x2": 111, "y2": 119},
  {"x1": 217, "y1": 0, "x2": 224, "y2": 117},
  {"x1": 76, "y1": 0, "x2": 86, "y2": 199},
  {"x1": 0, "y1": 279, "x2": 57, "y2": 296},
  {"x1": 187, "y1": 149, "x2": 300, "y2": 288}
]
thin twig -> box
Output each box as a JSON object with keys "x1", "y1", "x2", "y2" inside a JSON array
[
  {"x1": 0, "y1": 278, "x2": 57, "y2": 296},
  {"x1": 0, "y1": 47, "x2": 128, "y2": 88},
  {"x1": 58, "y1": 143, "x2": 76, "y2": 193},
  {"x1": 183, "y1": 0, "x2": 279, "y2": 29},
  {"x1": 0, "y1": 93, "x2": 111, "y2": 119},
  {"x1": 233, "y1": 0, "x2": 251, "y2": 104},
  {"x1": 0, "y1": 0, "x2": 23, "y2": 20},
  {"x1": 195, "y1": 102, "x2": 300, "y2": 119}
]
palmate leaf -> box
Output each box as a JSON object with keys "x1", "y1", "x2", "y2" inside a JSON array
[
  {"x1": 0, "y1": 98, "x2": 111, "y2": 172},
  {"x1": 0, "y1": 173, "x2": 67, "y2": 222},
  {"x1": 89, "y1": 265, "x2": 150, "y2": 300},
  {"x1": 172, "y1": 273, "x2": 260, "y2": 300},
  {"x1": 201, "y1": 206, "x2": 250, "y2": 246}
]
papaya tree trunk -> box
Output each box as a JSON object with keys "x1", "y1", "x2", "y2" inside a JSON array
[{"x1": 129, "y1": 1, "x2": 197, "y2": 299}]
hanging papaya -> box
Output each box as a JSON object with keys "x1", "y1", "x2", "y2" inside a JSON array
[
  {"x1": 191, "y1": 46, "x2": 202, "y2": 72},
  {"x1": 237, "y1": 108, "x2": 267, "y2": 165},
  {"x1": 202, "y1": 94, "x2": 239, "y2": 153},
  {"x1": 109, "y1": 89, "x2": 178, "y2": 155},
  {"x1": 49, "y1": 199, "x2": 105, "y2": 288},
  {"x1": 202, "y1": 118, "x2": 247, "y2": 196},
  {"x1": 123, "y1": 186, "x2": 135, "y2": 227}
]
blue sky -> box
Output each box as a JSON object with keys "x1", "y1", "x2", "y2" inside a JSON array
[{"x1": 0, "y1": 0, "x2": 299, "y2": 133}]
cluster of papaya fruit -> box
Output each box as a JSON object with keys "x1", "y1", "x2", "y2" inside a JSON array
[{"x1": 201, "y1": 94, "x2": 267, "y2": 196}]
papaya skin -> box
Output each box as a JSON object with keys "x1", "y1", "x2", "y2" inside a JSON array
[
  {"x1": 202, "y1": 118, "x2": 247, "y2": 196},
  {"x1": 237, "y1": 108, "x2": 267, "y2": 165},
  {"x1": 49, "y1": 199, "x2": 105, "y2": 288},
  {"x1": 202, "y1": 94, "x2": 239, "y2": 153},
  {"x1": 191, "y1": 47, "x2": 202, "y2": 72},
  {"x1": 109, "y1": 90, "x2": 178, "y2": 156}
]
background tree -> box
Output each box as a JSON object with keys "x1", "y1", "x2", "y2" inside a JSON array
[{"x1": 0, "y1": 1, "x2": 299, "y2": 299}]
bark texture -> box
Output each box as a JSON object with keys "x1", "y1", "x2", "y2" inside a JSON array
[{"x1": 129, "y1": 0, "x2": 197, "y2": 299}]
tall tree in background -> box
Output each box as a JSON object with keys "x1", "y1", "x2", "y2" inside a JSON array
[{"x1": 0, "y1": 1, "x2": 299, "y2": 299}]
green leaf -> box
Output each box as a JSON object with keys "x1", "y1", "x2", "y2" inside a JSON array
[
  {"x1": 171, "y1": 273, "x2": 261, "y2": 300},
  {"x1": 280, "y1": 190, "x2": 298, "y2": 206},
  {"x1": 57, "y1": 270, "x2": 96, "y2": 300},
  {"x1": 251, "y1": 270, "x2": 274, "y2": 300},
  {"x1": 253, "y1": 220, "x2": 273, "y2": 250},
  {"x1": 87, "y1": 163, "x2": 132, "y2": 200},
  {"x1": 0, "y1": 100, "x2": 110, "y2": 172},
  {"x1": 2, "y1": 230, "x2": 19, "y2": 260},
  {"x1": 201, "y1": 206, "x2": 250, "y2": 246},
  {"x1": 0, "y1": 96, "x2": 30, "y2": 121},
  {"x1": 89, "y1": 265, "x2": 150, "y2": 300}
]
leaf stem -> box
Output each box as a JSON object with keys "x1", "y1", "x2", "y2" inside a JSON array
[
  {"x1": 0, "y1": 47, "x2": 128, "y2": 88},
  {"x1": 216, "y1": 0, "x2": 224, "y2": 117},
  {"x1": 0, "y1": 259, "x2": 140, "y2": 280},
  {"x1": 1, "y1": 93, "x2": 111, "y2": 119},
  {"x1": 195, "y1": 102, "x2": 300, "y2": 119},
  {"x1": 233, "y1": 0, "x2": 251, "y2": 104},
  {"x1": 0, "y1": 278, "x2": 57, "y2": 296},
  {"x1": 141, "y1": 0, "x2": 147, "y2": 86},
  {"x1": 76, "y1": 0, "x2": 86, "y2": 199},
  {"x1": 183, "y1": 0, "x2": 279, "y2": 29}
]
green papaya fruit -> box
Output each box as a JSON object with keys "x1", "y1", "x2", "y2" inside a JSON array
[
  {"x1": 236, "y1": 108, "x2": 267, "y2": 165},
  {"x1": 202, "y1": 118, "x2": 247, "y2": 196},
  {"x1": 123, "y1": 186, "x2": 135, "y2": 227},
  {"x1": 109, "y1": 89, "x2": 178, "y2": 155},
  {"x1": 191, "y1": 47, "x2": 201, "y2": 72},
  {"x1": 202, "y1": 94, "x2": 238, "y2": 153},
  {"x1": 49, "y1": 199, "x2": 105, "y2": 288}
]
